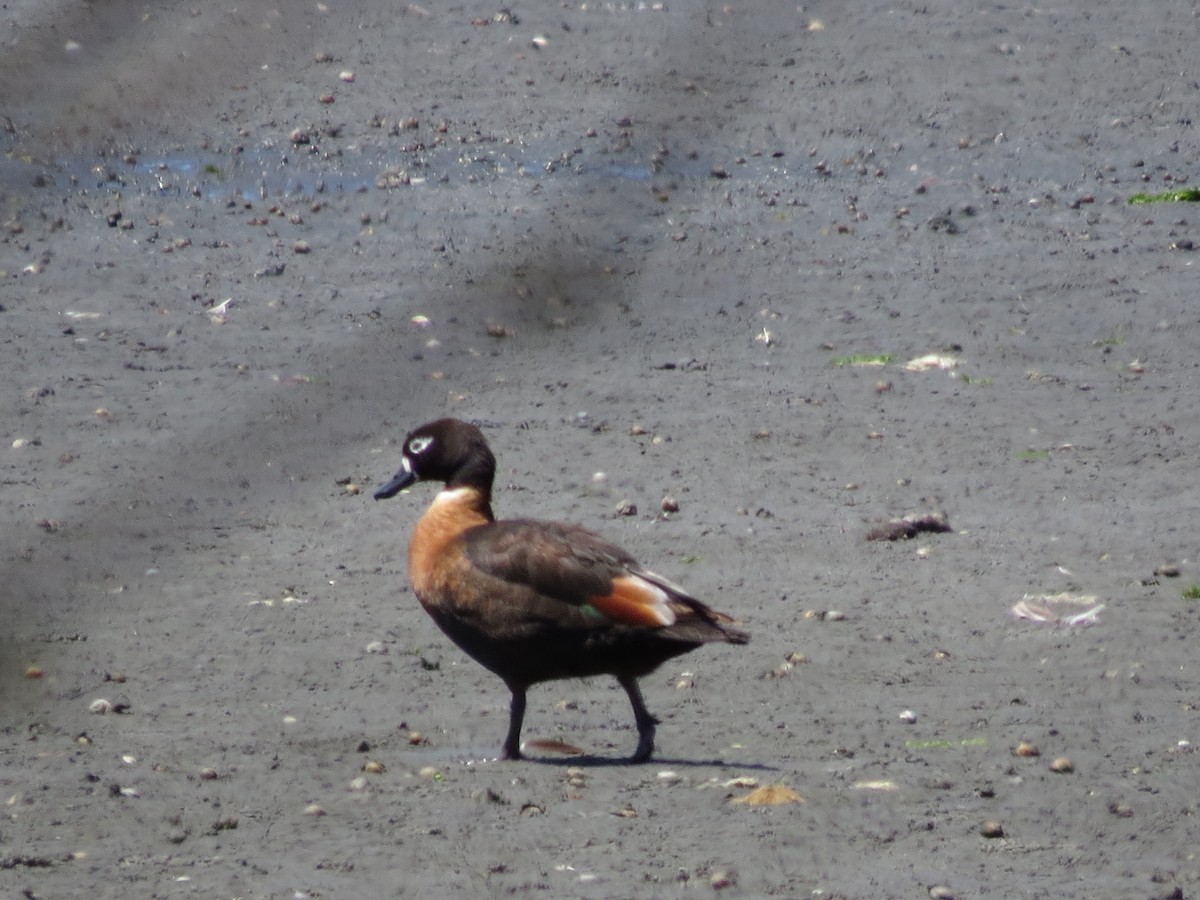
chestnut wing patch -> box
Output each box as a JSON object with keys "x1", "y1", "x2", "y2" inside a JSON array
[
  {"x1": 462, "y1": 520, "x2": 675, "y2": 628},
  {"x1": 586, "y1": 574, "x2": 676, "y2": 628}
]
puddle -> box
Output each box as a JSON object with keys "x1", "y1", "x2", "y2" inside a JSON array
[
  {"x1": 0, "y1": 135, "x2": 813, "y2": 207},
  {"x1": 1, "y1": 130, "x2": 1114, "y2": 212}
]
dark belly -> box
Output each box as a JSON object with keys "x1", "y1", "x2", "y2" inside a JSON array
[{"x1": 427, "y1": 610, "x2": 700, "y2": 686}]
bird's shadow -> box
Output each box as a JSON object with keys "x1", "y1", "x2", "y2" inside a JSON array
[
  {"x1": 457, "y1": 751, "x2": 778, "y2": 772},
  {"x1": 532, "y1": 754, "x2": 779, "y2": 771}
]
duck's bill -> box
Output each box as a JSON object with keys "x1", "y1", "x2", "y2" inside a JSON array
[{"x1": 373, "y1": 467, "x2": 416, "y2": 500}]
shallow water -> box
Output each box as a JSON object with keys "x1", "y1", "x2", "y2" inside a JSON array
[{"x1": 2, "y1": 130, "x2": 1112, "y2": 215}]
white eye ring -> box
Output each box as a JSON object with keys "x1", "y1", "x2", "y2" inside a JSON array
[{"x1": 407, "y1": 436, "x2": 433, "y2": 455}]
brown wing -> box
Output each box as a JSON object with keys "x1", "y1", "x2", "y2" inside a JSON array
[{"x1": 462, "y1": 519, "x2": 747, "y2": 642}]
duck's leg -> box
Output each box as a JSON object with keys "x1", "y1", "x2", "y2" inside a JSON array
[
  {"x1": 617, "y1": 674, "x2": 659, "y2": 763},
  {"x1": 501, "y1": 685, "x2": 527, "y2": 760}
]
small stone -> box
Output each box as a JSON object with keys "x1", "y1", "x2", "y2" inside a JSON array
[
  {"x1": 1013, "y1": 741, "x2": 1040, "y2": 757},
  {"x1": 898, "y1": 709, "x2": 918, "y2": 723},
  {"x1": 363, "y1": 760, "x2": 385, "y2": 774},
  {"x1": 660, "y1": 496, "x2": 679, "y2": 513},
  {"x1": 293, "y1": 240, "x2": 311, "y2": 254},
  {"x1": 731, "y1": 784, "x2": 804, "y2": 806},
  {"x1": 1050, "y1": 756, "x2": 1074, "y2": 773},
  {"x1": 710, "y1": 870, "x2": 734, "y2": 890},
  {"x1": 980, "y1": 820, "x2": 1005, "y2": 838},
  {"x1": 303, "y1": 803, "x2": 326, "y2": 816},
  {"x1": 616, "y1": 500, "x2": 637, "y2": 517}
]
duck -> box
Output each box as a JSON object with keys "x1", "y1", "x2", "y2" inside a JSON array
[{"x1": 373, "y1": 417, "x2": 749, "y2": 762}]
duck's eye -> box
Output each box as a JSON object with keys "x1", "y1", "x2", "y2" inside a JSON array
[{"x1": 407, "y1": 436, "x2": 433, "y2": 455}]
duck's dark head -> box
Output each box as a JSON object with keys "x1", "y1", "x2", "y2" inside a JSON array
[{"x1": 373, "y1": 418, "x2": 496, "y2": 500}]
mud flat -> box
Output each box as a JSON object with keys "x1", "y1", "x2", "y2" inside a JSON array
[{"x1": 2, "y1": 3, "x2": 1197, "y2": 897}]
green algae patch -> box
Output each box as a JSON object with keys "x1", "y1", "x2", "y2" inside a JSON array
[
  {"x1": 1128, "y1": 188, "x2": 1200, "y2": 205},
  {"x1": 830, "y1": 353, "x2": 894, "y2": 368},
  {"x1": 905, "y1": 736, "x2": 988, "y2": 751}
]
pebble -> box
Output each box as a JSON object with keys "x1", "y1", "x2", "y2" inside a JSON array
[
  {"x1": 1050, "y1": 756, "x2": 1074, "y2": 773},
  {"x1": 980, "y1": 820, "x2": 1005, "y2": 838},
  {"x1": 731, "y1": 784, "x2": 804, "y2": 806},
  {"x1": 710, "y1": 870, "x2": 734, "y2": 890}
]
